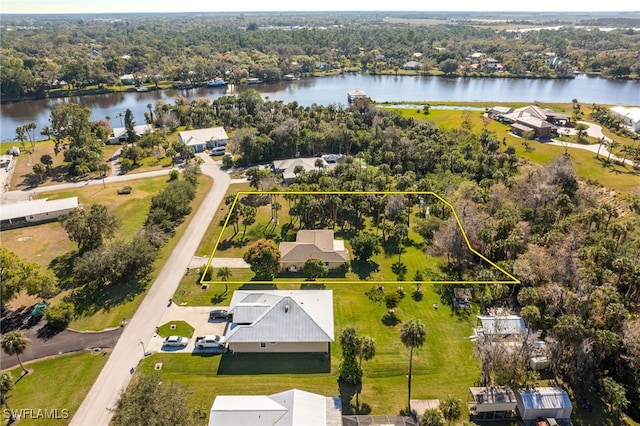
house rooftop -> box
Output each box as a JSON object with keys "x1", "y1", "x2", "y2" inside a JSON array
[
  {"x1": 1, "y1": 197, "x2": 78, "y2": 222},
  {"x1": 227, "y1": 290, "x2": 334, "y2": 343},
  {"x1": 517, "y1": 387, "x2": 572, "y2": 410}
]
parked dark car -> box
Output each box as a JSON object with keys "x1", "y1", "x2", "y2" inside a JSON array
[{"x1": 209, "y1": 309, "x2": 230, "y2": 320}]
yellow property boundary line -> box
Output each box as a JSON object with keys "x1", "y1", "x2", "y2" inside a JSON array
[{"x1": 200, "y1": 191, "x2": 520, "y2": 286}]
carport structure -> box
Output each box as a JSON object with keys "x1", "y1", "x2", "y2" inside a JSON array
[{"x1": 468, "y1": 386, "x2": 517, "y2": 420}]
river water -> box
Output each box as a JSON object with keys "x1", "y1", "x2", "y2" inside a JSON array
[{"x1": 1, "y1": 73, "x2": 638, "y2": 142}]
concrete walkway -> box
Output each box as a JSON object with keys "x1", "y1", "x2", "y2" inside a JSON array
[{"x1": 70, "y1": 154, "x2": 232, "y2": 426}]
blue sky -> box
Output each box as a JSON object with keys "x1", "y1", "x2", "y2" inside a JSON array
[{"x1": 2, "y1": 0, "x2": 638, "y2": 14}]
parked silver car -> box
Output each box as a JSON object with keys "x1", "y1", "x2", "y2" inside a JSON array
[{"x1": 163, "y1": 335, "x2": 188, "y2": 347}]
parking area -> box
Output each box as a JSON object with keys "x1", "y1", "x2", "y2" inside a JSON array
[{"x1": 147, "y1": 305, "x2": 230, "y2": 354}]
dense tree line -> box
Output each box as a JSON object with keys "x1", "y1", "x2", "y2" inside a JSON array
[{"x1": 1, "y1": 13, "x2": 639, "y2": 99}]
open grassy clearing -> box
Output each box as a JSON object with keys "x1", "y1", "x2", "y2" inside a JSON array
[
  {"x1": 3, "y1": 172, "x2": 212, "y2": 331},
  {"x1": 69, "y1": 174, "x2": 213, "y2": 331},
  {"x1": 3, "y1": 351, "x2": 110, "y2": 426},
  {"x1": 141, "y1": 284, "x2": 479, "y2": 417}
]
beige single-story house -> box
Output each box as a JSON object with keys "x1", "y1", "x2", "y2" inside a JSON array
[
  {"x1": 208, "y1": 388, "x2": 342, "y2": 426},
  {"x1": 272, "y1": 157, "x2": 328, "y2": 184},
  {"x1": 1, "y1": 197, "x2": 79, "y2": 230},
  {"x1": 515, "y1": 387, "x2": 572, "y2": 421},
  {"x1": 225, "y1": 290, "x2": 334, "y2": 353},
  {"x1": 178, "y1": 127, "x2": 228, "y2": 153},
  {"x1": 108, "y1": 124, "x2": 153, "y2": 144},
  {"x1": 279, "y1": 230, "x2": 349, "y2": 271}
]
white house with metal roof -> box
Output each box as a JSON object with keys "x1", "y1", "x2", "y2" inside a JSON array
[
  {"x1": 1, "y1": 197, "x2": 78, "y2": 230},
  {"x1": 108, "y1": 124, "x2": 153, "y2": 144},
  {"x1": 178, "y1": 127, "x2": 228, "y2": 153},
  {"x1": 226, "y1": 290, "x2": 334, "y2": 353},
  {"x1": 610, "y1": 106, "x2": 640, "y2": 132},
  {"x1": 208, "y1": 388, "x2": 342, "y2": 426},
  {"x1": 515, "y1": 387, "x2": 572, "y2": 421},
  {"x1": 475, "y1": 315, "x2": 529, "y2": 342}
]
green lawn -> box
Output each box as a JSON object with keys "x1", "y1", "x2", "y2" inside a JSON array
[
  {"x1": 157, "y1": 320, "x2": 195, "y2": 338},
  {"x1": 141, "y1": 283, "x2": 479, "y2": 417},
  {"x1": 3, "y1": 352, "x2": 109, "y2": 426}
]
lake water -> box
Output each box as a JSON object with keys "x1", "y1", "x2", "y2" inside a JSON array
[{"x1": 1, "y1": 73, "x2": 638, "y2": 142}]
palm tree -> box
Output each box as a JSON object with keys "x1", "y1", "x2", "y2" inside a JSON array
[
  {"x1": 400, "y1": 319, "x2": 427, "y2": 416},
  {"x1": 607, "y1": 140, "x2": 621, "y2": 162},
  {"x1": 439, "y1": 396, "x2": 462, "y2": 426},
  {"x1": 0, "y1": 372, "x2": 15, "y2": 422},
  {"x1": 216, "y1": 267, "x2": 232, "y2": 293},
  {"x1": 595, "y1": 137, "x2": 606, "y2": 159},
  {"x1": 2, "y1": 331, "x2": 31, "y2": 375}
]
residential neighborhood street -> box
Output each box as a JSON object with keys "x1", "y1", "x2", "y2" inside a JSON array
[{"x1": 70, "y1": 155, "x2": 233, "y2": 425}]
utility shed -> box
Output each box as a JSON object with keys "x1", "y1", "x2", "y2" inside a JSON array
[
  {"x1": 468, "y1": 387, "x2": 517, "y2": 420},
  {"x1": 516, "y1": 387, "x2": 572, "y2": 421}
]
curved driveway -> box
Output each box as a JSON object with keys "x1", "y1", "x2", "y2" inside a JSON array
[
  {"x1": 70, "y1": 155, "x2": 232, "y2": 425},
  {"x1": 545, "y1": 121, "x2": 634, "y2": 167}
]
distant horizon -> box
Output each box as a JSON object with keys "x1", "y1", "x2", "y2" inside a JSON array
[{"x1": 2, "y1": 0, "x2": 639, "y2": 15}]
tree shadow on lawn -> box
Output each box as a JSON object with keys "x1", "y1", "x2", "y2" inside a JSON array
[
  {"x1": 217, "y1": 352, "x2": 330, "y2": 375},
  {"x1": 49, "y1": 252, "x2": 79, "y2": 289},
  {"x1": 239, "y1": 283, "x2": 277, "y2": 290},
  {"x1": 66, "y1": 281, "x2": 146, "y2": 318},
  {"x1": 338, "y1": 381, "x2": 371, "y2": 415},
  {"x1": 350, "y1": 260, "x2": 380, "y2": 280}
]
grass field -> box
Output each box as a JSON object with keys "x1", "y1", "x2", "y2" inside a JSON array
[
  {"x1": 3, "y1": 351, "x2": 110, "y2": 426},
  {"x1": 2, "y1": 174, "x2": 213, "y2": 331}
]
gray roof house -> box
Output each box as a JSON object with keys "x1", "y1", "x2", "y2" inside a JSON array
[
  {"x1": 403, "y1": 60, "x2": 421, "y2": 70},
  {"x1": 208, "y1": 388, "x2": 342, "y2": 426},
  {"x1": 178, "y1": 127, "x2": 228, "y2": 153},
  {"x1": 491, "y1": 105, "x2": 571, "y2": 139},
  {"x1": 279, "y1": 230, "x2": 349, "y2": 271},
  {"x1": 226, "y1": 290, "x2": 334, "y2": 353}
]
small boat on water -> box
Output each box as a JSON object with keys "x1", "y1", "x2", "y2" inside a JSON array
[
  {"x1": 135, "y1": 86, "x2": 149, "y2": 92},
  {"x1": 283, "y1": 74, "x2": 298, "y2": 81},
  {"x1": 207, "y1": 78, "x2": 228, "y2": 87},
  {"x1": 247, "y1": 77, "x2": 263, "y2": 84}
]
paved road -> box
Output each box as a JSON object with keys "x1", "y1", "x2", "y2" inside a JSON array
[
  {"x1": 0, "y1": 325, "x2": 122, "y2": 370},
  {"x1": 70, "y1": 155, "x2": 232, "y2": 426}
]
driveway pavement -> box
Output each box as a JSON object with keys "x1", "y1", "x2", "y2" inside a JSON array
[
  {"x1": 189, "y1": 255, "x2": 250, "y2": 269},
  {"x1": 541, "y1": 121, "x2": 634, "y2": 167},
  {"x1": 146, "y1": 305, "x2": 229, "y2": 354}
]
